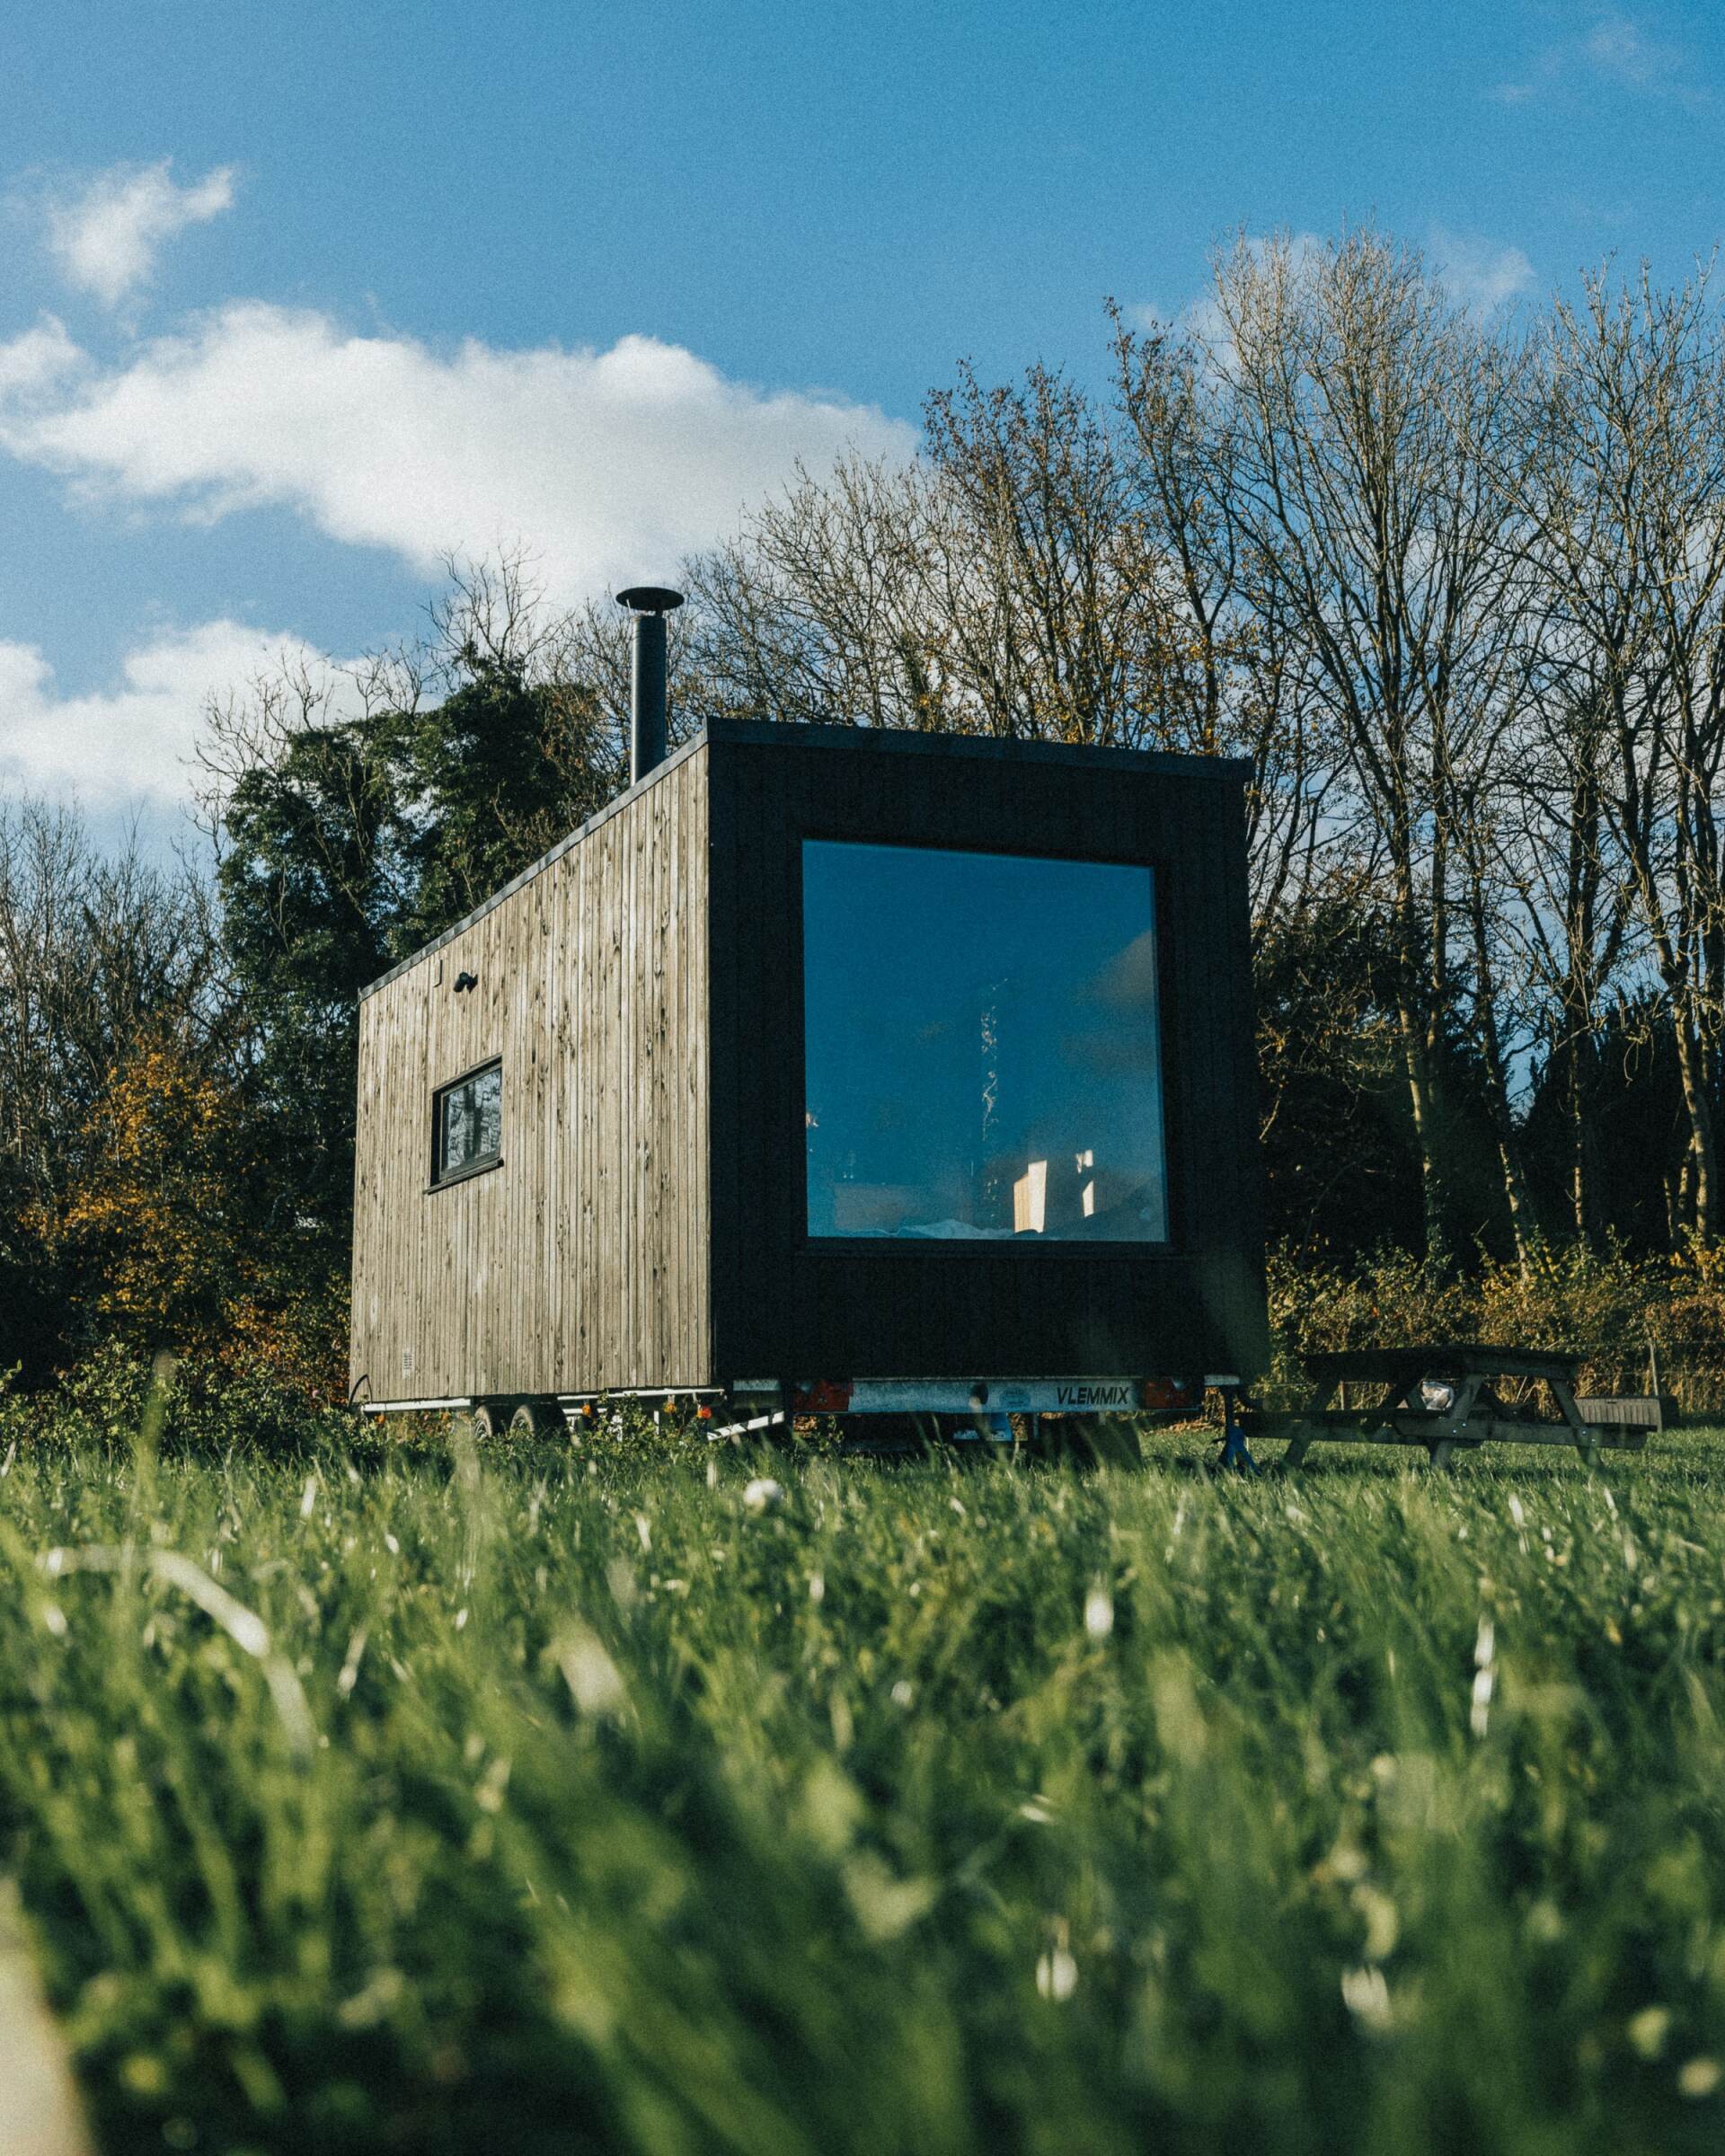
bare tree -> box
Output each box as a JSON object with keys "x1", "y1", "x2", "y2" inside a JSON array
[
  {"x1": 1111, "y1": 307, "x2": 1347, "y2": 932},
  {"x1": 1210, "y1": 226, "x2": 1526, "y2": 1261},
  {"x1": 1521, "y1": 267, "x2": 1725, "y2": 1241},
  {"x1": 682, "y1": 456, "x2": 938, "y2": 729},
  {"x1": 915, "y1": 362, "x2": 1167, "y2": 744},
  {"x1": 683, "y1": 365, "x2": 1190, "y2": 748}
]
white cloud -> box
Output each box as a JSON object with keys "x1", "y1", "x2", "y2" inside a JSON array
[
  {"x1": 0, "y1": 619, "x2": 324, "y2": 807},
  {"x1": 45, "y1": 160, "x2": 236, "y2": 308},
  {"x1": 0, "y1": 305, "x2": 917, "y2": 599},
  {"x1": 1429, "y1": 230, "x2": 1537, "y2": 313},
  {"x1": 1584, "y1": 12, "x2": 1677, "y2": 88},
  {"x1": 0, "y1": 315, "x2": 83, "y2": 399},
  {"x1": 1491, "y1": 10, "x2": 1703, "y2": 108}
]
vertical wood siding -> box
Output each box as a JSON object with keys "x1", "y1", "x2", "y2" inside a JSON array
[{"x1": 349, "y1": 745, "x2": 711, "y2": 1403}]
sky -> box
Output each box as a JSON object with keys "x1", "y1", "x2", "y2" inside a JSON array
[{"x1": 2, "y1": 0, "x2": 1723, "y2": 844}]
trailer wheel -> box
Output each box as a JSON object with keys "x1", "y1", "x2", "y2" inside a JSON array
[
  {"x1": 470, "y1": 1401, "x2": 500, "y2": 1439},
  {"x1": 509, "y1": 1399, "x2": 549, "y2": 1439},
  {"x1": 825, "y1": 1413, "x2": 923, "y2": 1454},
  {"x1": 1036, "y1": 1414, "x2": 1144, "y2": 1469}
]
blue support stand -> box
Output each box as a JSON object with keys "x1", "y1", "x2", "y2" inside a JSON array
[{"x1": 1216, "y1": 1385, "x2": 1258, "y2": 1474}]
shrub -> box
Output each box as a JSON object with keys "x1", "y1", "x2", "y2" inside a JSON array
[{"x1": 1269, "y1": 1237, "x2": 1725, "y2": 1412}]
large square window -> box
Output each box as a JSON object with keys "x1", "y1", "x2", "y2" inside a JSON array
[
  {"x1": 802, "y1": 842, "x2": 1169, "y2": 1241},
  {"x1": 432, "y1": 1060, "x2": 502, "y2": 1187}
]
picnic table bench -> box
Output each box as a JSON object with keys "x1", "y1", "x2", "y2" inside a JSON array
[{"x1": 1247, "y1": 1345, "x2": 1650, "y2": 1471}]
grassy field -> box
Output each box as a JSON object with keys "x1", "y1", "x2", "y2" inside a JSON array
[{"x1": 3, "y1": 1392, "x2": 1725, "y2": 2155}]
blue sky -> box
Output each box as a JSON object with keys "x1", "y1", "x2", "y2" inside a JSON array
[{"x1": 2, "y1": 0, "x2": 1722, "y2": 832}]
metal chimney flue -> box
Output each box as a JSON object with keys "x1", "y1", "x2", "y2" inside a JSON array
[{"x1": 617, "y1": 585, "x2": 684, "y2": 785}]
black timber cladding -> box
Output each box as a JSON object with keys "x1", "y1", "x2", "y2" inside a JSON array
[{"x1": 703, "y1": 720, "x2": 1267, "y2": 1384}]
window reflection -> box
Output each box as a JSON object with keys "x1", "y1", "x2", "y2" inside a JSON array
[
  {"x1": 435, "y1": 1062, "x2": 502, "y2": 1183},
  {"x1": 802, "y1": 843, "x2": 1168, "y2": 1242}
]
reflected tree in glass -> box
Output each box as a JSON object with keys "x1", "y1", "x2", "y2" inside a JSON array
[
  {"x1": 802, "y1": 843, "x2": 1168, "y2": 1241},
  {"x1": 438, "y1": 1063, "x2": 502, "y2": 1181}
]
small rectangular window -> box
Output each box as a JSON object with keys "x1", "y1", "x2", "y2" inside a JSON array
[{"x1": 432, "y1": 1059, "x2": 502, "y2": 1187}]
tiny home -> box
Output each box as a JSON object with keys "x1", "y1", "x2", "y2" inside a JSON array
[{"x1": 350, "y1": 658, "x2": 1268, "y2": 1432}]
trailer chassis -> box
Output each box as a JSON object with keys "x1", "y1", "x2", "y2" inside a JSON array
[{"x1": 357, "y1": 1373, "x2": 1230, "y2": 1446}]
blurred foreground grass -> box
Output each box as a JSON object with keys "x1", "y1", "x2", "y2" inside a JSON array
[{"x1": 2, "y1": 1394, "x2": 1725, "y2": 2154}]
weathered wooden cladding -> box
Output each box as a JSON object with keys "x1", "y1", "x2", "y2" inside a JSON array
[
  {"x1": 349, "y1": 742, "x2": 712, "y2": 1404},
  {"x1": 350, "y1": 720, "x2": 1268, "y2": 1408}
]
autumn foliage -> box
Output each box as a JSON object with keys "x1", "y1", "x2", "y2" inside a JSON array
[
  {"x1": 24, "y1": 1030, "x2": 342, "y2": 1400},
  {"x1": 47, "y1": 1030, "x2": 253, "y2": 1347}
]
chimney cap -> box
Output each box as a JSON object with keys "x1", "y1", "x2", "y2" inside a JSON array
[{"x1": 616, "y1": 585, "x2": 685, "y2": 614}]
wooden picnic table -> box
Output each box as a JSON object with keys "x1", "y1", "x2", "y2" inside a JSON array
[{"x1": 1249, "y1": 1344, "x2": 1649, "y2": 1471}]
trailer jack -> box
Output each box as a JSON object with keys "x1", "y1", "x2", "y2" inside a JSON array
[{"x1": 1215, "y1": 1384, "x2": 1258, "y2": 1474}]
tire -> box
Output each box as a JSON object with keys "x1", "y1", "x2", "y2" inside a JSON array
[
  {"x1": 470, "y1": 1401, "x2": 499, "y2": 1439},
  {"x1": 827, "y1": 1412, "x2": 924, "y2": 1453},
  {"x1": 1039, "y1": 1414, "x2": 1140, "y2": 1468},
  {"x1": 509, "y1": 1399, "x2": 547, "y2": 1440},
  {"x1": 1091, "y1": 1413, "x2": 1145, "y2": 1468}
]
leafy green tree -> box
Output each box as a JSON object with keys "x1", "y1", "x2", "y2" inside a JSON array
[
  {"x1": 384, "y1": 650, "x2": 619, "y2": 935},
  {"x1": 199, "y1": 557, "x2": 625, "y2": 1336},
  {"x1": 211, "y1": 703, "x2": 410, "y2": 1290}
]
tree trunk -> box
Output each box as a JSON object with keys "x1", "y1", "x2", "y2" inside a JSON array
[
  {"x1": 1670, "y1": 1003, "x2": 1717, "y2": 1244},
  {"x1": 1392, "y1": 837, "x2": 1448, "y2": 1267},
  {"x1": 1464, "y1": 857, "x2": 1535, "y2": 1268},
  {"x1": 1395, "y1": 982, "x2": 1447, "y2": 1267},
  {"x1": 1567, "y1": 1029, "x2": 1593, "y2": 1241}
]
